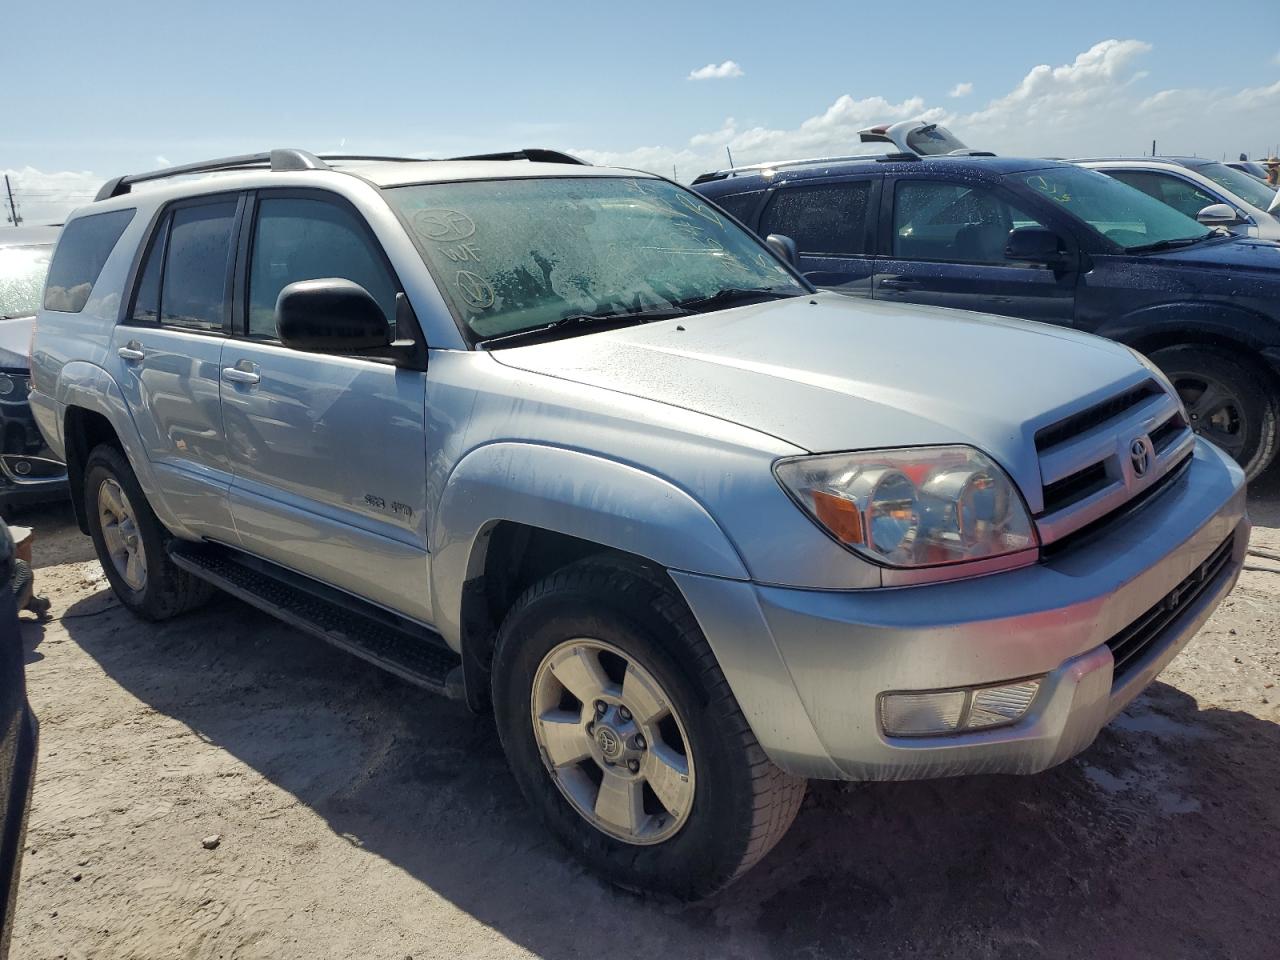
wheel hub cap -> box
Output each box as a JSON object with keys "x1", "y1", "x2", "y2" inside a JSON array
[{"x1": 531, "y1": 638, "x2": 696, "y2": 845}]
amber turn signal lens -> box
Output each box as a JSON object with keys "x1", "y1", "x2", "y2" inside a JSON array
[{"x1": 810, "y1": 490, "x2": 864, "y2": 545}]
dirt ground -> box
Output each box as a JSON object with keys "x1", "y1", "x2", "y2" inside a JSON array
[{"x1": 10, "y1": 474, "x2": 1280, "y2": 960}]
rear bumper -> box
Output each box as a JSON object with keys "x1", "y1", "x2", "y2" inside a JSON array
[{"x1": 673, "y1": 439, "x2": 1247, "y2": 780}]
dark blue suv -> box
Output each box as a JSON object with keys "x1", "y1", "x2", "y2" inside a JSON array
[{"x1": 694, "y1": 155, "x2": 1280, "y2": 479}]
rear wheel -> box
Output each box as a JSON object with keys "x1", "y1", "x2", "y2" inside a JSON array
[
  {"x1": 492, "y1": 558, "x2": 806, "y2": 899},
  {"x1": 1148, "y1": 344, "x2": 1279, "y2": 480},
  {"x1": 84, "y1": 444, "x2": 213, "y2": 620}
]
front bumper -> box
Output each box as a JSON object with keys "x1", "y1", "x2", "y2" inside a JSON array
[{"x1": 673, "y1": 440, "x2": 1247, "y2": 781}]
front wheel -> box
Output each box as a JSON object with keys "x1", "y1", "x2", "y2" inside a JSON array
[
  {"x1": 492, "y1": 559, "x2": 806, "y2": 899},
  {"x1": 1148, "y1": 344, "x2": 1279, "y2": 480}
]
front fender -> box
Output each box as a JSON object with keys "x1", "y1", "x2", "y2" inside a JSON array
[
  {"x1": 55, "y1": 361, "x2": 193, "y2": 537},
  {"x1": 1098, "y1": 301, "x2": 1278, "y2": 358},
  {"x1": 429, "y1": 442, "x2": 749, "y2": 648}
]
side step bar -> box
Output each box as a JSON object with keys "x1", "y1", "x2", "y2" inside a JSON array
[{"x1": 169, "y1": 541, "x2": 464, "y2": 698}]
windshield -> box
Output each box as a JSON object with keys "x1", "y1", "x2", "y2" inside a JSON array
[
  {"x1": 1191, "y1": 161, "x2": 1278, "y2": 212},
  {"x1": 1014, "y1": 166, "x2": 1212, "y2": 250},
  {"x1": 385, "y1": 176, "x2": 805, "y2": 340},
  {"x1": 0, "y1": 243, "x2": 54, "y2": 319}
]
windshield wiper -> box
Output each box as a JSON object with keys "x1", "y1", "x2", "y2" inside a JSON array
[
  {"x1": 1125, "y1": 234, "x2": 1216, "y2": 254},
  {"x1": 477, "y1": 307, "x2": 685, "y2": 350},
  {"x1": 672, "y1": 286, "x2": 804, "y2": 312}
]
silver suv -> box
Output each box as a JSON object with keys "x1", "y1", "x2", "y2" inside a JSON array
[{"x1": 30, "y1": 148, "x2": 1248, "y2": 898}]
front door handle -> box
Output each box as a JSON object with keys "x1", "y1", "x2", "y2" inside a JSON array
[
  {"x1": 117, "y1": 341, "x2": 145, "y2": 362},
  {"x1": 221, "y1": 362, "x2": 261, "y2": 385},
  {"x1": 879, "y1": 277, "x2": 921, "y2": 291}
]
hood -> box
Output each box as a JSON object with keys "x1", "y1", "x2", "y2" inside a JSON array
[
  {"x1": 1143, "y1": 235, "x2": 1280, "y2": 272},
  {"x1": 0, "y1": 317, "x2": 32, "y2": 370},
  {"x1": 492, "y1": 293, "x2": 1151, "y2": 503}
]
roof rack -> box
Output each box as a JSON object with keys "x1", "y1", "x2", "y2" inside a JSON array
[
  {"x1": 94, "y1": 148, "x2": 329, "y2": 201},
  {"x1": 447, "y1": 148, "x2": 589, "y2": 166},
  {"x1": 691, "y1": 151, "x2": 917, "y2": 184},
  {"x1": 317, "y1": 154, "x2": 423, "y2": 163}
]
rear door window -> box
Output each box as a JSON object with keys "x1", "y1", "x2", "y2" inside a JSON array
[
  {"x1": 42, "y1": 209, "x2": 135, "y2": 313},
  {"x1": 710, "y1": 191, "x2": 763, "y2": 227},
  {"x1": 759, "y1": 182, "x2": 872, "y2": 256},
  {"x1": 159, "y1": 201, "x2": 237, "y2": 332}
]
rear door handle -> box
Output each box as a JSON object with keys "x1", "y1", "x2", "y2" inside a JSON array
[
  {"x1": 221, "y1": 363, "x2": 261, "y2": 385},
  {"x1": 879, "y1": 277, "x2": 921, "y2": 291},
  {"x1": 117, "y1": 341, "x2": 145, "y2": 362}
]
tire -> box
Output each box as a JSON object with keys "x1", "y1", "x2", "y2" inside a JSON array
[
  {"x1": 1148, "y1": 344, "x2": 1280, "y2": 481},
  {"x1": 83, "y1": 443, "x2": 213, "y2": 621},
  {"x1": 492, "y1": 557, "x2": 806, "y2": 899}
]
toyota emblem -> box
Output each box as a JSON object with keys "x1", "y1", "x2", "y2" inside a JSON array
[{"x1": 1130, "y1": 437, "x2": 1153, "y2": 478}]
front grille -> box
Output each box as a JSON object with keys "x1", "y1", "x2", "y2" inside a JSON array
[
  {"x1": 1041, "y1": 461, "x2": 1109, "y2": 515},
  {"x1": 1105, "y1": 533, "x2": 1235, "y2": 684},
  {"x1": 1034, "y1": 381, "x2": 1162, "y2": 453}
]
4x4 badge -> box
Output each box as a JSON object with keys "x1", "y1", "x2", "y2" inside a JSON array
[{"x1": 1130, "y1": 436, "x2": 1153, "y2": 478}]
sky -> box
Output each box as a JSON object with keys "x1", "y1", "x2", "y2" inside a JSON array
[{"x1": 4, "y1": 0, "x2": 1279, "y2": 224}]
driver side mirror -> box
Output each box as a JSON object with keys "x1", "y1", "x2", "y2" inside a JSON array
[
  {"x1": 276, "y1": 278, "x2": 418, "y2": 363},
  {"x1": 1005, "y1": 226, "x2": 1068, "y2": 266},
  {"x1": 1196, "y1": 203, "x2": 1244, "y2": 228},
  {"x1": 765, "y1": 233, "x2": 799, "y2": 268}
]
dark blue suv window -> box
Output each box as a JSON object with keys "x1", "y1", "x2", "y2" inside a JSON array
[{"x1": 759, "y1": 182, "x2": 871, "y2": 256}]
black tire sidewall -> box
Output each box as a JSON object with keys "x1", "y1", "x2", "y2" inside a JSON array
[
  {"x1": 493, "y1": 571, "x2": 759, "y2": 898},
  {"x1": 1150, "y1": 344, "x2": 1278, "y2": 479},
  {"x1": 84, "y1": 445, "x2": 173, "y2": 619}
]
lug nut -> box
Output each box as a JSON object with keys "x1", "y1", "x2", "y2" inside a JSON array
[
  {"x1": 586, "y1": 721, "x2": 594, "y2": 734},
  {"x1": 632, "y1": 734, "x2": 646, "y2": 750},
  {"x1": 618, "y1": 706, "x2": 632, "y2": 721},
  {"x1": 627, "y1": 760, "x2": 640, "y2": 773},
  {"x1": 595, "y1": 701, "x2": 607, "y2": 715}
]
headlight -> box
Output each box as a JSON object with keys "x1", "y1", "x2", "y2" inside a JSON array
[{"x1": 775, "y1": 446, "x2": 1037, "y2": 567}]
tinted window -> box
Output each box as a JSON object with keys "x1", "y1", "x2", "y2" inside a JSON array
[
  {"x1": 131, "y1": 215, "x2": 168, "y2": 323},
  {"x1": 161, "y1": 202, "x2": 236, "y2": 332},
  {"x1": 248, "y1": 197, "x2": 398, "y2": 339},
  {"x1": 43, "y1": 209, "x2": 135, "y2": 313},
  {"x1": 760, "y1": 182, "x2": 871, "y2": 256},
  {"x1": 892, "y1": 181, "x2": 1044, "y2": 263},
  {"x1": 1106, "y1": 171, "x2": 1216, "y2": 220},
  {"x1": 711, "y1": 191, "x2": 763, "y2": 225}
]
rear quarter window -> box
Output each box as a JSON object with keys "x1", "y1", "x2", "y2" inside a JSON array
[{"x1": 43, "y1": 209, "x2": 135, "y2": 313}]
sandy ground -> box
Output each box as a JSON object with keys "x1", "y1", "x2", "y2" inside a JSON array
[{"x1": 9, "y1": 474, "x2": 1280, "y2": 960}]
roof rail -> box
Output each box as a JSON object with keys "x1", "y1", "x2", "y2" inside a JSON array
[
  {"x1": 94, "y1": 148, "x2": 329, "y2": 202},
  {"x1": 691, "y1": 151, "x2": 915, "y2": 184},
  {"x1": 317, "y1": 154, "x2": 423, "y2": 163},
  {"x1": 446, "y1": 148, "x2": 589, "y2": 166}
]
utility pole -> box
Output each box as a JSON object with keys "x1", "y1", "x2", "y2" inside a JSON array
[
  {"x1": 1151, "y1": 139, "x2": 1157, "y2": 157},
  {"x1": 4, "y1": 176, "x2": 20, "y2": 227}
]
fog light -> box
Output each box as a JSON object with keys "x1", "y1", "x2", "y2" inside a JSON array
[
  {"x1": 0, "y1": 375, "x2": 13, "y2": 397},
  {"x1": 881, "y1": 677, "x2": 1042, "y2": 737},
  {"x1": 968, "y1": 680, "x2": 1041, "y2": 729},
  {"x1": 880, "y1": 691, "x2": 966, "y2": 736}
]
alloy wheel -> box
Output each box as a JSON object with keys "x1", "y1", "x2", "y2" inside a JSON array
[
  {"x1": 530, "y1": 638, "x2": 695, "y2": 845},
  {"x1": 98, "y1": 477, "x2": 148, "y2": 591}
]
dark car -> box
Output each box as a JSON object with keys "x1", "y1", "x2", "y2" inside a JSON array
[
  {"x1": 0, "y1": 227, "x2": 68, "y2": 514},
  {"x1": 0, "y1": 519, "x2": 36, "y2": 957},
  {"x1": 693, "y1": 155, "x2": 1280, "y2": 478}
]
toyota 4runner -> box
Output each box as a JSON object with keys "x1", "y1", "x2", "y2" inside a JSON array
[{"x1": 29, "y1": 148, "x2": 1247, "y2": 898}]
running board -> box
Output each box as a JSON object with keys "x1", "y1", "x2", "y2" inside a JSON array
[{"x1": 168, "y1": 541, "x2": 464, "y2": 698}]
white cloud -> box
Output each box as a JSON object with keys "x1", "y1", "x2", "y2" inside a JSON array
[
  {"x1": 688, "y1": 60, "x2": 743, "y2": 81},
  {"x1": 581, "y1": 39, "x2": 1272, "y2": 177},
  {"x1": 0, "y1": 167, "x2": 102, "y2": 225},
  {"x1": 949, "y1": 82, "x2": 974, "y2": 98},
  {"x1": 155, "y1": 155, "x2": 170, "y2": 167}
]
